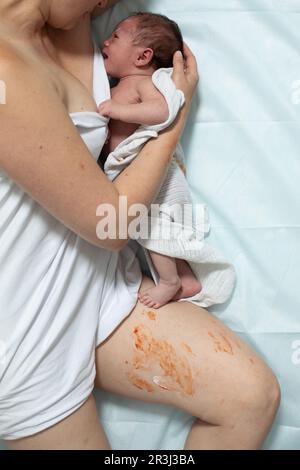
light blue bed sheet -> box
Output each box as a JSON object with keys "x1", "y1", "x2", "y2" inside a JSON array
[
  {"x1": 1, "y1": 0, "x2": 299, "y2": 451},
  {"x1": 91, "y1": 0, "x2": 300, "y2": 450}
]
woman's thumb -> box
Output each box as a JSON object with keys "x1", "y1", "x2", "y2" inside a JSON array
[{"x1": 173, "y1": 50, "x2": 184, "y2": 68}]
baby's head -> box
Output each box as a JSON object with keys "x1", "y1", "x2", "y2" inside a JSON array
[{"x1": 102, "y1": 12, "x2": 184, "y2": 78}]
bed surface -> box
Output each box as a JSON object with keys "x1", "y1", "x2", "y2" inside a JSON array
[{"x1": 92, "y1": 0, "x2": 300, "y2": 450}]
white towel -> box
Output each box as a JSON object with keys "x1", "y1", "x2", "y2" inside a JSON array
[{"x1": 104, "y1": 68, "x2": 236, "y2": 307}]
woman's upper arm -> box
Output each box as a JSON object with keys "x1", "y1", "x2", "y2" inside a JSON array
[{"x1": 0, "y1": 59, "x2": 120, "y2": 250}]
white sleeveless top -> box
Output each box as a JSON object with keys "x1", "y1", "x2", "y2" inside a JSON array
[{"x1": 0, "y1": 47, "x2": 142, "y2": 440}]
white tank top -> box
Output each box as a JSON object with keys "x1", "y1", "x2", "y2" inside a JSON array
[{"x1": 0, "y1": 47, "x2": 142, "y2": 438}]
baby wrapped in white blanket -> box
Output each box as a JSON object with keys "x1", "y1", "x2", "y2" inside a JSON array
[{"x1": 99, "y1": 12, "x2": 236, "y2": 308}]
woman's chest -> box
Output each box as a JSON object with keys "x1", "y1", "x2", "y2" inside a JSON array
[
  {"x1": 47, "y1": 56, "x2": 98, "y2": 114},
  {"x1": 44, "y1": 17, "x2": 99, "y2": 113}
]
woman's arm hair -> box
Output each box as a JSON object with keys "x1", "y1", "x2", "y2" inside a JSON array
[
  {"x1": 91, "y1": 0, "x2": 121, "y2": 18},
  {"x1": 0, "y1": 46, "x2": 198, "y2": 251}
]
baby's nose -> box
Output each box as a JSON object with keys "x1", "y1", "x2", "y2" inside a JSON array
[{"x1": 103, "y1": 39, "x2": 110, "y2": 47}]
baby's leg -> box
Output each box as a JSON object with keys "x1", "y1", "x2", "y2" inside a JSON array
[
  {"x1": 138, "y1": 251, "x2": 181, "y2": 309},
  {"x1": 171, "y1": 259, "x2": 202, "y2": 301}
]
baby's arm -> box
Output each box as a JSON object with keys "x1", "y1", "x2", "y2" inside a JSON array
[{"x1": 99, "y1": 80, "x2": 169, "y2": 125}]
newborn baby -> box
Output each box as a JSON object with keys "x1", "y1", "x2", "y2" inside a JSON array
[{"x1": 99, "y1": 12, "x2": 202, "y2": 308}]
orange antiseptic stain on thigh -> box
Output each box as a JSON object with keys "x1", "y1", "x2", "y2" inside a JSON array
[
  {"x1": 181, "y1": 342, "x2": 196, "y2": 356},
  {"x1": 147, "y1": 311, "x2": 156, "y2": 321},
  {"x1": 208, "y1": 331, "x2": 234, "y2": 355},
  {"x1": 220, "y1": 334, "x2": 234, "y2": 355},
  {"x1": 132, "y1": 355, "x2": 149, "y2": 371},
  {"x1": 127, "y1": 372, "x2": 154, "y2": 393},
  {"x1": 128, "y1": 324, "x2": 195, "y2": 396}
]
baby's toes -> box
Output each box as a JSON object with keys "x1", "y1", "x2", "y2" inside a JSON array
[
  {"x1": 140, "y1": 296, "x2": 151, "y2": 306},
  {"x1": 143, "y1": 295, "x2": 153, "y2": 306},
  {"x1": 138, "y1": 293, "x2": 147, "y2": 302}
]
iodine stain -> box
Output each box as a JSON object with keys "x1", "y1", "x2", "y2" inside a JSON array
[
  {"x1": 181, "y1": 342, "x2": 196, "y2": 356},
  {"x1": 127, "y1": 372, "x2": 154, "y2": 393},
  {"x1": 79, "y1": 163, "x2": 85, "y2": 170},
  {"x1": 147, "y1": 311, "x2": 156, "y2": 321},
  {"x1": 208, "y1": 331, "x2": 234, "y2": 355},
  {"x1": 129, "y1": 324, "x2": 195, "y2": 396},
  {"x1": 220, "y1": 334, "x2": 234, "y2": 355}
]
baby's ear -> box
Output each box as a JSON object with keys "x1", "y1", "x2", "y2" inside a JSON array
[{"x1": 135, "y1": 48, "x2": 154, "y2": 67}]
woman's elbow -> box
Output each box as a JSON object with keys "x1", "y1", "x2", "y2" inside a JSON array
[
  {"x1": 95, "y1": 236, "x2": 126, "y2": 252},
  {"x1": 77, "y1": 227, "x2": 125, "y2": 252}
]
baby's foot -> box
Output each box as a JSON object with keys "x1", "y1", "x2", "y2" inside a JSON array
[
  {"x1": 171, "y1": 278, "x2": 202, "y2": 301},
  {"x1": 138, "y1": 277, "x2": 181, "y2": 309}
]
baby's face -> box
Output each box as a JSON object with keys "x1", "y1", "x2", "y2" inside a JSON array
[{"x1": 102, "y1": 18, "x2": 141, "y2": 77}]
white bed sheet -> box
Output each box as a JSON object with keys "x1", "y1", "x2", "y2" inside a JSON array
[{"x1": 92, "y1": 0, "x2": 300, "y2": 450}]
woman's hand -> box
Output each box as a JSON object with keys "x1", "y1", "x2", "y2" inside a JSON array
[{"x1": 172, "y1": 43, "x2": 199, "y2": 106}]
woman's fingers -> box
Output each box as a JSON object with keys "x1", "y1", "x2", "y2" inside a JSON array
[
  {"x1": 172, "y1": 50, "x2": 185, "y2": 73},
  {"x1": 172, "y1": 43, "x2": 199, "y2": 103},
  {"x1": 183, "y1": 42, "x2": 199, "y2": 80},
  {"x1": 172, "y1": 50, "x2": 185, "y2": 87}
]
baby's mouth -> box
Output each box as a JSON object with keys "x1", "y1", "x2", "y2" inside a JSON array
[{"x1": 102, "y1": 52, "x2": 108, "y2": 59}]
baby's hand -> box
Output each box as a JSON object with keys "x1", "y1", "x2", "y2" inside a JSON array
[{"x1": 98, "y1": 99, "x2": 120, "y2": 119}]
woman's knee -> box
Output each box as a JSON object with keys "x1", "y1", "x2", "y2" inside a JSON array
[
  {"x1": 234, "y1": 363, "x2": 281, "y2": 426},
  {"x1": 252, "y1": 366, "x2": 281, "y2": 419}
]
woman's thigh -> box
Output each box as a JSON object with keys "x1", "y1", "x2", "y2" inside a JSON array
[
  {"x1": 95, "y1": 276, "x2": 276, "y2": 425},
  {"x1": 5, "y1": 395, "x2": 110, "y2": 450}
]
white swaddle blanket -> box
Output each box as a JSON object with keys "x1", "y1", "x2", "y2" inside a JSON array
[{"x1": 104, "y1": 68, "x2": 236, "y2": 307}]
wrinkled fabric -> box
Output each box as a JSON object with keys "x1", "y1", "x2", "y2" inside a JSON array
[
  {"x1": 103, "y1": 67, "x2": 236, "y2": 307},
  {"x1": 0, "y1": 46, "x2": 142, "y2": 442}
]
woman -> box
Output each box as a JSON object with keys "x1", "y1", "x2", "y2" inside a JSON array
[{"x1": 0, "y1": 0, "x2": 280, "y2": 450}]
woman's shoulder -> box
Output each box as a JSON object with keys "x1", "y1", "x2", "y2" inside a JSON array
[
  {"x1": 0, "y1": 37, "x2": 27, "y2": 67},
  {"x1": 0, "y1": 37, "x2": 66, "y2": 105}
]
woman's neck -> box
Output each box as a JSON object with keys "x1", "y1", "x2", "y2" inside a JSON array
[
  {"x1": 0, "y1": 1, "x2": 92, "y2": 66},
  {"x1": 0, "y1": 0, "x2": 48, "y2": 39}
]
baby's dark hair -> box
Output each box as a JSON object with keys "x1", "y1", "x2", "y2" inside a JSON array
[{"x1": 125, "y1": 12, "x2": 184, "y2": 69}]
